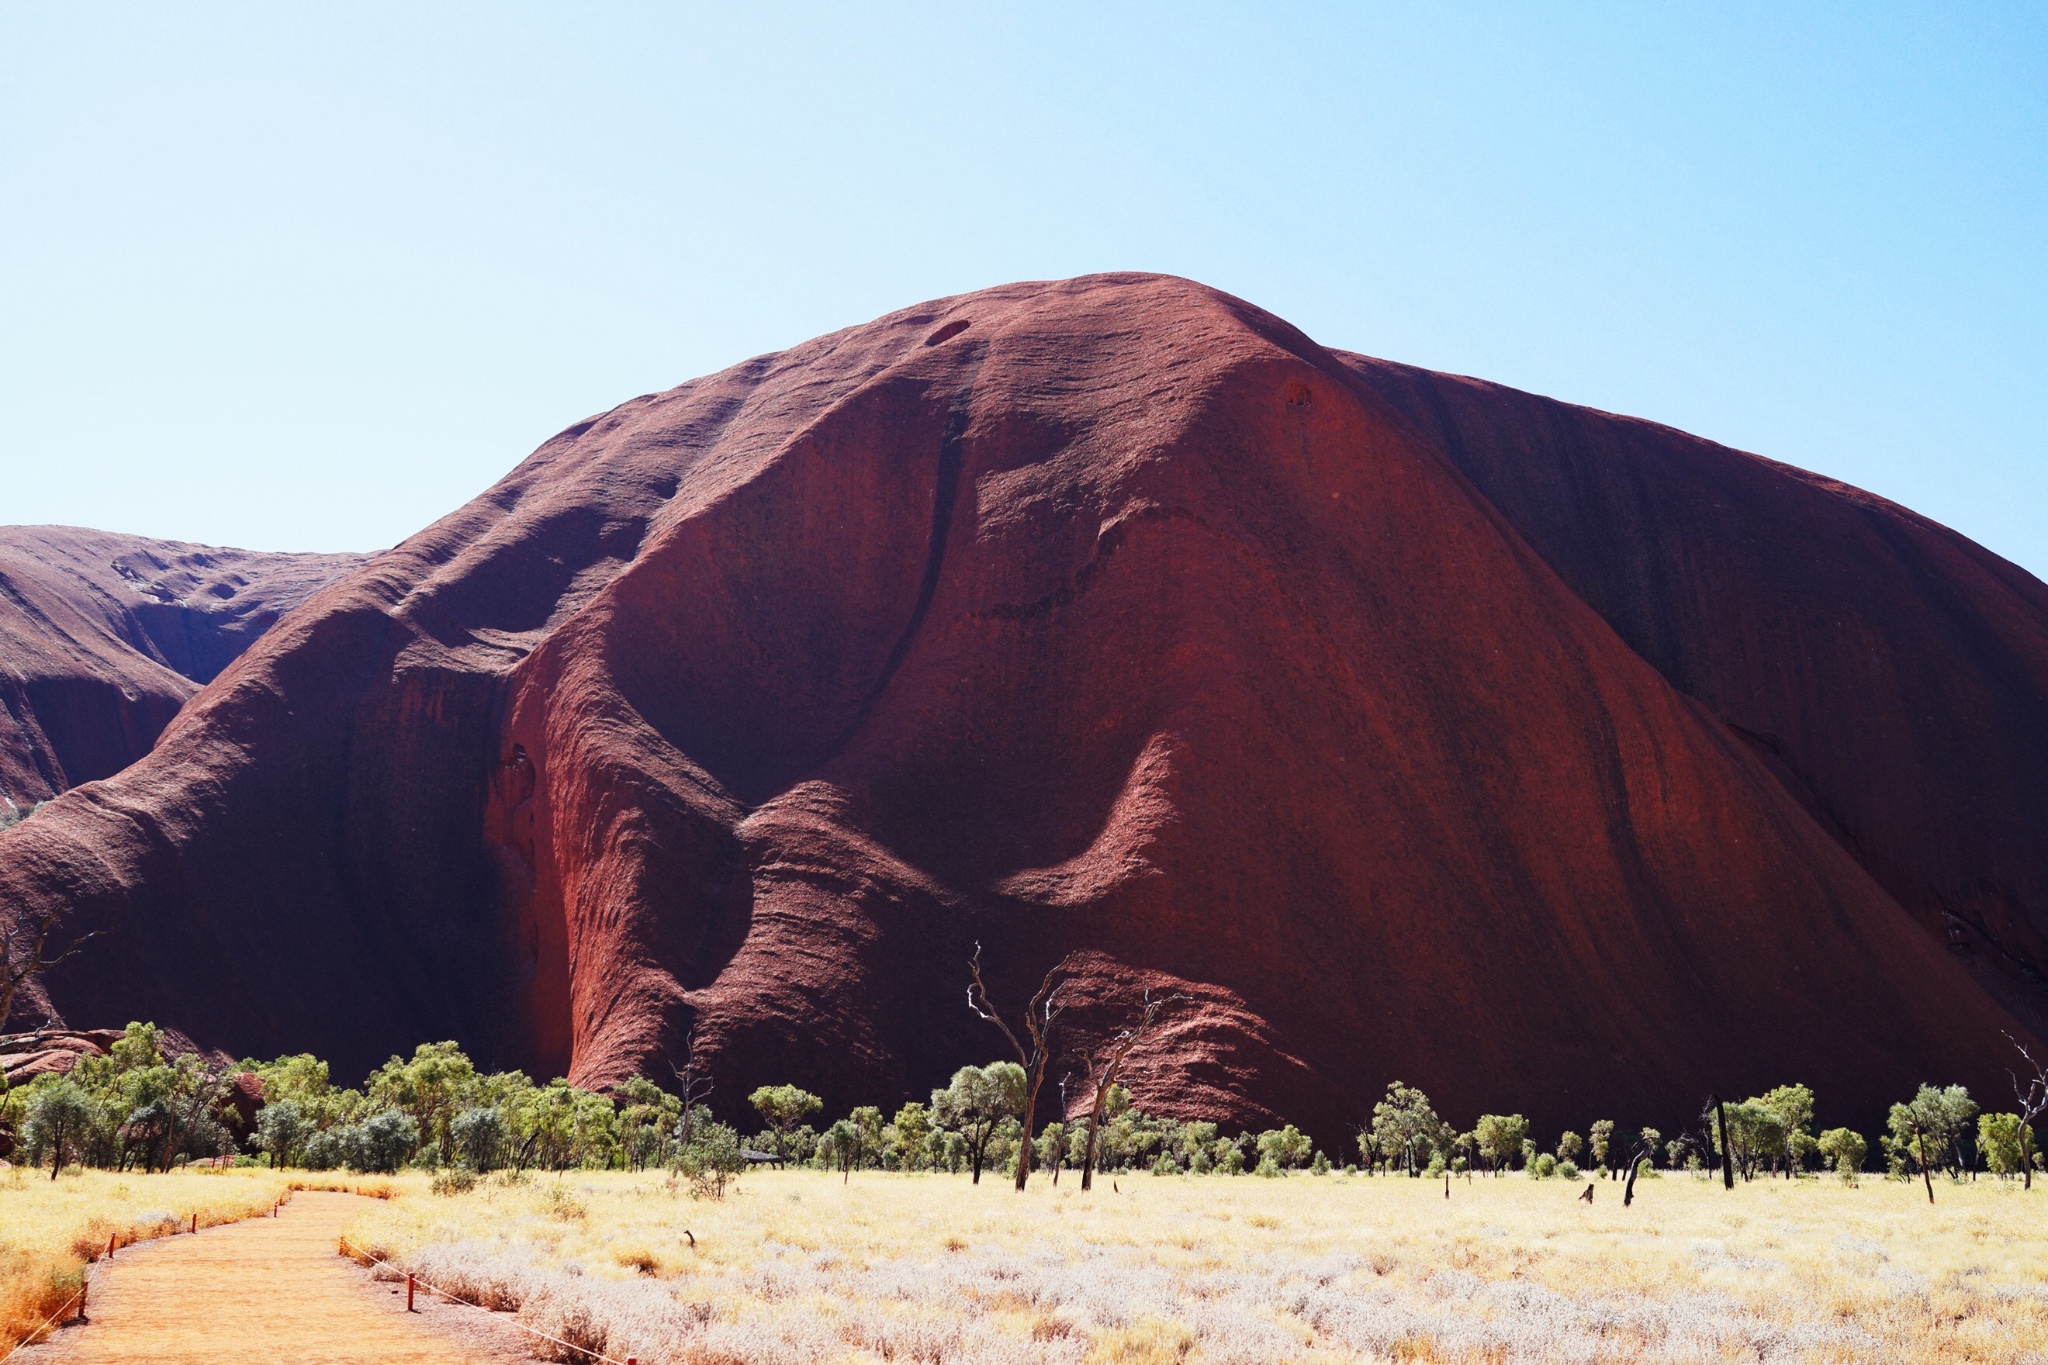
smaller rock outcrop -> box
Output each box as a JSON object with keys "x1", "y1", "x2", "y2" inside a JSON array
[{"x1": 0, "y1": 527, "x2": 367, "y2": 806}]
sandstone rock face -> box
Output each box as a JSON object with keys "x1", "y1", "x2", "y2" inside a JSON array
[
  {"x1": 1336, "y1": 357, "x2": 2048, "y2": 1033},
  {"x1": 1, "y1": 276, "x2": 2041, "y2": 1144},
  {"x1": 0, "y1": 527, "x2": 366, "y2": 808}
]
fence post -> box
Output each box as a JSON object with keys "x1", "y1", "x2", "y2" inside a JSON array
[
  {"x1": 78, "y1": 1281, "x2": 87, "y2": 1323},
  {"x1": 191, "y1": 1213, "x2": 198, "y2": 1234},
  {"x1": 107, "y1": 1233, "x2": 116, "y2": 1259},
  {"x1": 407, "y1": 1271, "x2": 416, "y2": 1312}
]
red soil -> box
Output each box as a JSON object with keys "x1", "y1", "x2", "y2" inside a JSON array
[{"x1": 0, "y1": 275, "x2": 2041, "y2": 1144}]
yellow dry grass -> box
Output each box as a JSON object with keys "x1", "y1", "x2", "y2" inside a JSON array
[
  {"x1": 0, "y1": 1164, "x2": 297, "y2": 1350},
  {"x1": 344, "y1": 1168, "x2": 2048, "y2": 1363}
]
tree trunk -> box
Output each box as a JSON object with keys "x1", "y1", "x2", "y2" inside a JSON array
[
  {"x1": 1712, "y1": 1099, "x2": 1734, "y2": 1190},
  {"x1": 1082, "y1": 1098, "x2": 1108, "y2": 1192},
  {"x1": 1014, "y1": 1071, "x2": 1043, "y2": 1192}
]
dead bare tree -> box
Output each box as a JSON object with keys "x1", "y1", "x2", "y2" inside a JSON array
[
  {"x1": 1621, "y1": 1136, "x2": 1657, "y2": 1207},
  {"x1": 1075, "y1": 988, "x2": 1178, "y2": 1191},
  {"x1": 0, "y1": 908, "x2": 99, "y2": 1032},
  {"x1": 967, "y1": 943, "x2": 1079, "y2": 1191},
  {"x1": 669, "y1": 1026, "x2": 716, "y2": 1148},
  {"x1": 2005, "y1": 1030, "x2": 2046, "y2": 1191}
]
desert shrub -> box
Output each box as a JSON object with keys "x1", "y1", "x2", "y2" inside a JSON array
[
  {"x1": 340, "y1": 1111, "x2": 419, "y2": 1174},
  {"x1": 674, "y1": 1122, "x2": 745, "y2": 1200},
  {"x1": 431, "y1": 1167, "x2": 478, "y2": 1195},
  {"x1": 542, "y1": 1184, "x2": 587, "y2": 1222},
  {"x1": 1529, "y1": 1153, "x2": 1558, "y2": 1179},
  {"x1": 1151, "y1": 1153, "x2": 1179, "y2": 1176},
  {"x1": 299, "y1": 1128, "x2": 345, "y2": 1171},
  {"x1": 449, "y1": 1105, "x2": 506, "y2": 1172},
  {"x1": 1558, "y1": 1159, "x2": 1580, "y2": 1180},
  {"x1": 1256, "y1": 1124, "x2": 1312, "y2": 1173},
  {"x1": 1310, "y1": 1150, "x2": 1331, "y2": 1175},
  {"x1": 1815, "y1": 1127, "x2": 1865, "y2": 1177}
]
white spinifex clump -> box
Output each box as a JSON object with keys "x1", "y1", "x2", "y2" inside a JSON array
[{"x1": 397, "y1": 1228, "x2": 1894, "y2": 1365}]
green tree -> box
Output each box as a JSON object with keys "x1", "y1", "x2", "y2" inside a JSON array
[
  {"x1": 1588, "y1": 1119, "x2": 1614, "y2": 1176},
  {"x1": 930, "y1": 1062, "x2": 1025, "y2": 1184},
  {"x1": 889, "y1": 1102, "x2": 934, "y2": 1171},
  {"x1": 1885, "y1": 1085, "x2": 1977, "y2": 1182},
  {"x1": 1815, "y1": 1127, "x2": 1865, "y2": 1177},
  {"x1": 1710, "y1": 1100, "x2": 1784, "y2": 1181},
  {"x1": 1978, "y1": 1113, "x2": 2031, "y2": 1177},
  {"x1": 822, "y1": 1118, "x2": 862, "y2": 1182},
  {"x1": 342, "y1": 1110, "x2": 418, "y2": 1173},
  {"x1": 748, "y1": 1085, "x2": 823, "y2": 1165},
  {"x1": 849, "y1": 1105, "x2": 886, "y2": 1170},
  {"x1": 256, "y1": 1100, "x2": 309, "y2": 1168},
  {"x1": 1034, "y1": 1120, "x2": 1067, "y2": 1179},
  {"x1": 1556, "y1": 1130, "x2": 1583, "y2": 1164},
  {"x1": 1756, "y1": 1084, "x2": 1816, "y2": 1177},
  {"x1": 613, "y1": 1077, "x2": 680, "y2": 1171},
  {"x1": 364, "y1": 1042, "x2": 476, "y2": 1167},
  {"x1": 1369, "y1": 1082, "x2": 1449, "y2": 1176},
  {"x1": 22, "y1": 1079, "x2": 91, "y2": 1179},
  {"x1": 1256, "y1": 1124, "x2": 1312, "y2": 1173},
  {"x1": 450, "y1": 1106, "x2": 507, "y2": 1172},
  {"x1": 1473, "y1": 1114, "x2": 1529, "y2": 1175}
]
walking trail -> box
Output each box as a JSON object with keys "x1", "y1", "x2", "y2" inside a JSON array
[{"x1": 20, "y1": 1191, "x2": 533, "y2": 1364}]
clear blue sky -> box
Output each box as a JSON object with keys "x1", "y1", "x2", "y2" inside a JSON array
[{"x1": 3, "y1": 3, "x2": 2043, "y2": 577}]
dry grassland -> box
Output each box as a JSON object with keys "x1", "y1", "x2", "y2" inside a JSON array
[
  {"x1": 0, "y1": 1165, "x2": 297, "y2": 1349},
  {"x1": 344, "y1": 1168, "x2": 2048, "y2": 1364}
]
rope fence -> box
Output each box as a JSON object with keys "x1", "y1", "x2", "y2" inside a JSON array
[
  {"x1": 0, "y1": 1198, "x2": 271, "y2": 1361},
  {"x1": 0, "y1": 1197, "x2": 635, "y2": 1365},
  {"x1": 0, "y1": 1288, "x2": 85, "y2": 1364},
  {"x1": 339, "y1": 1234, "x2": 638, "y2": 1365}
]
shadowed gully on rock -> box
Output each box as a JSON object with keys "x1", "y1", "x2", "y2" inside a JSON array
[{"x1": 1, "y1": 274, "x2": 2042, "y2": 1147}]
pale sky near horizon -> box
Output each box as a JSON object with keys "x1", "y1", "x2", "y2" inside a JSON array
[{"x1": 3, "y1": 3, "x2": 2043, "y2": 577}]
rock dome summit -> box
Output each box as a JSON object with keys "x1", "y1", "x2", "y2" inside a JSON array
[{"x1": 2, "y1": 274, "x2": 2043, "y2": 1141}]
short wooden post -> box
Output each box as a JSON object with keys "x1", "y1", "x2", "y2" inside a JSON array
[
  {"x1": 406, "y1": 1271, "x2": 416, "y2": 1312},
  {"x1": 191, "y1": 1212, "x2": 198, "y2": 1234},
  {"x1": 107, "y1": 1233, "x2": 116, "y2": 1258},
  {"x1": 78, "y1": 1280, "x2": 87, "y2": 1322}
]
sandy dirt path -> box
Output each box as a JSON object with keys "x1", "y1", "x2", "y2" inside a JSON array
[{"x1": 21, "y1": 1190, "x2": 534, "y2": 1364}]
